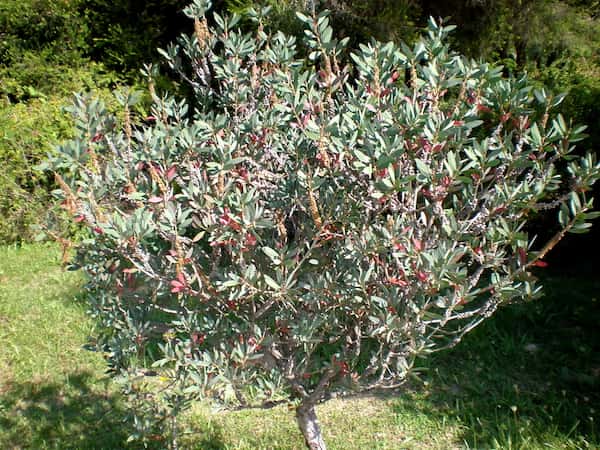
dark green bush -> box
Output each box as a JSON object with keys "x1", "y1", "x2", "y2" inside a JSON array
[
  {"x1": 78, "y1": 0, "x2": 190, "y2": 75},
  {"x1": 0, "y1": 0, "x2": 89, "y2": 64},
  {"x1": 49, "y1": 4, "x2": 600, "y2": 448}
]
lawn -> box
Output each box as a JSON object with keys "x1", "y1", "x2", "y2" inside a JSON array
[{"x1": 0, "y1": 243, "x2": 598, "y2": 449}]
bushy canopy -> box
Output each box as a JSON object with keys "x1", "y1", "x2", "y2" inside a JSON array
[{"x1": 47, "y1": 1, "x2": 599, "y2": 447}]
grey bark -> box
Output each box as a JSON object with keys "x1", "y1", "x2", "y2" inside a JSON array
[{"x1": 296, "y1": 402, "x2": 327, "y2": 450}]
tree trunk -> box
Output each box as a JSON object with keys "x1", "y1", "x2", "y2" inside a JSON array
[{"x1": 296, "y1": 402, "x2": 327, "y2": 450}]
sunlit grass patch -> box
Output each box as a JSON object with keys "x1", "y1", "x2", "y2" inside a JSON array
[{"x1": 0, "y1": 244, "x2": 131, "y2": 449}]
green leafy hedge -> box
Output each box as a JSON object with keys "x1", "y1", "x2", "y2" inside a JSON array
[{"x1": 0, "y1": 98, "x2": 70, "y2": 243}]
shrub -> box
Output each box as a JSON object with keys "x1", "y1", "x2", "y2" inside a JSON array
[
  {"x1": 0, "y1": 98, "x2": 73, "y2": 244},
  {"x1": 79, "y1": 0, "x2": 190, "y2": 76},
  {"x1": 0, "y1": 71, "x2": 125, "y2": 245},
  {"x1": 0, "y1": 0, "x2": 148, "y2": 246},
  {"x1": 0, "y1": 0, "x2": 89, "y2": 56},
  {"x1": 47, "y1": 1, "x2": 600, "y2": 448}
]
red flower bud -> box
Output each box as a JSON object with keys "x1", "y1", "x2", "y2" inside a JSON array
[
  {"x1": 393, "y1": 242, "x2": 406, "y2": 252},
  {"x1": 431, "y1": 142, "x2": 444, "y2": 153},
  {"x1": 416, "y1": 271, "x2": 428, "y2": 282},
  {"x1": 191, "y1": 332, "x2": 205, "y2": 345},
  {"x1": 333, "y1": 358, "x2": 350, "y2": 375},
  {"x1": 376, "y1": 168, "x2": 388, "y2": 178},
  {"x1": 166, "y1": 165, "x2": 177, "y2": 181},
  {"x1": 244, "y1": 232, "x2": 257, "y2": 247},
  {"x1": 387, "y1": 276, "x2": 408, "y2": 287},
  {"x1": 237, "y1": 167, "x2": 249, "y2": 181},
  {"x1": 170, "y1": 272, "x2": 187, "y2": 293},
  {"x1": 476, "y1": 104, "x2": 492, "y2": 114},
  {"x1": 517, "y1": 248, "x2": 528, "y2": 265},
  {"x1": 412, "y1": 238, "x2": 423, "y2": 252}
]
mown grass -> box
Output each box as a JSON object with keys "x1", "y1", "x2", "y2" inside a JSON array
[
  {"x1": 0, "y1": 243, "x2": 598, "y2": 449},
  {"x1": 0, "y1": 243, "x2": 133, "y2": 449}
]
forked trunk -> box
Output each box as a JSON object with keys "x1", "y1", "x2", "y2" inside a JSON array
[{"x1": 296, "y1": 402, "x2": 327, "y2": 450}]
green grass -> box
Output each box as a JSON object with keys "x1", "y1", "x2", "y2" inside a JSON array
[
  {"x1": 0, "y1": 243, "x2": 131, "y2": 449},
  {"x1": 406, "y1": 272, "x2": 600, "y2": 449},
  {"x1": 1, "y1": 243, "x2": 598, "y2": 449}
]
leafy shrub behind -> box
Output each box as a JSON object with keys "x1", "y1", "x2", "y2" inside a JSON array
[
  {"x1": 0, "y1": 77, "x2": 121, "y2": 245},
  {"x1": 0, "y1": 0, "x2": 89, "y2": 67},
  {"x1": 0, "y1": 98, "x2": 71, "y2": 244}
]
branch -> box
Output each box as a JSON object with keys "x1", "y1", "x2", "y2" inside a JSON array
[{"x1": 526, "y1": 215, "x2": 578, "y2": 267}]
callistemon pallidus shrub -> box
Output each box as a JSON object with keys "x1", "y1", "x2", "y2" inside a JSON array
[{"x1": 48, "y1": 1, "x2": 600, "y2": 448}]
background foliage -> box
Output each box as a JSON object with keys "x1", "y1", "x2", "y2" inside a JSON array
[{"x1": 79, "y1": 0, "x2": 189, "y2": 76}]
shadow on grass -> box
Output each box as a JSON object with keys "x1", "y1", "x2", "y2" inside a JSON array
[
  {"x1": 0, "y1": 371, "x2": 137, "y2": 449},
  {"x1": 0, "y1": 369, "x2": 230, "y2": 450},
  {"x1": 395, "y1": 274, "x2": 600, "y2": 448}
]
